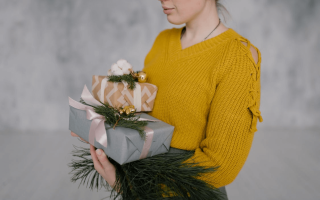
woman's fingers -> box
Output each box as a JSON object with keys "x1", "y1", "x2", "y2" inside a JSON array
[
  {"x1": 71, "y1": 131, "x2": 78, "y2": 137},
  {"x1": 90, "y1": 145, "x2": 105, "y2": 175},
  {"x1": 95, "y1": 149, "x2": 114, "y2": 171},
  {"x1": 77, "y1": 137, "x2": 89, "y2": 144},
  {"x1": 95, "y1": 148, "x2": 116, "y2": 187},
  {"x1": 71, "y1": 131, "x2": 89, "y2": 144},
  {"x1": 90, "y1": 145, "x2": 116, "y2": 187}
]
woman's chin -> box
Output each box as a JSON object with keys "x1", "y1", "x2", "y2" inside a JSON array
[{"x1": 166, "y1": 16, "x2": 185, "y2": 25}]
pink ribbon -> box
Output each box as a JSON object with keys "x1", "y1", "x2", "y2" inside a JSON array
[
  {"x1": 69, "y1": 85, "x2": 158, "y2": 159},
  {"x1": 139, "y1": 126, "x2": 154, "y2": 159},
  {"x1": 69, "y1": 85, "x2": 108, "y2": 147}
]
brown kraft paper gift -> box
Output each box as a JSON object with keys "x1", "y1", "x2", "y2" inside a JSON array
[{"x1": 92, "y1": 75, "x2": 158, "y2": 112}]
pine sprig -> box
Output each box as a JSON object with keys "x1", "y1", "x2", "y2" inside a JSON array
[
  {"x1": 107, "y1": 71, "x2": 141, "y2": 90},
  {"x1": 79, "y1": 98, "x2": 147, "y2": 139},
  {"x1": 68, "y1": 145, "x2": 226, "y2": 200},
  {"x1": 68, "y1": 145, "x2": 110, "y2": 191}
]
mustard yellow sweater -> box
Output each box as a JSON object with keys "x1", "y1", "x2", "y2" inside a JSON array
[{"x1": 142, "y1": 27, "x2": 263, "y2": 188}]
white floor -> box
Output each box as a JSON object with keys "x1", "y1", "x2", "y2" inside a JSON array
[{"x1": 0, "y1": 128, "x2": 319, "y2": 200}]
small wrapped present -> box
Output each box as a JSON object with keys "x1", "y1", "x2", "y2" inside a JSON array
[
  {"x1": 92, "y1": 75, "x2": 158, "y2": 112},
  {"x1": 91, "y1": 59, "x2": 157, "y2": 112},
  {"x1": 69, "y1": 85, "x2": 174, "y2": 165}
]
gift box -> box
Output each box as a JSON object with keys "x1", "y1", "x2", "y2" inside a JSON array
[
  {"x1": 69, "y1": 86, "x2": 174, "y2": 165},
  {"x1": 91, "y1": 75, "x2": 158, "y2": 112}
]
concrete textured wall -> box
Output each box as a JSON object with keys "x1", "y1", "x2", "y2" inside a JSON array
[{"x1": 0, "y1": 0, "x2": 319, "y2": 131}]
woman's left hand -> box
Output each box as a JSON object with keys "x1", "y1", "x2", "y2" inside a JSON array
[{"x1": 90, "y1": 144, "x2": 116, "y2": 188}]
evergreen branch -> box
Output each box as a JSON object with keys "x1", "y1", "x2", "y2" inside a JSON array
[
  {"x1": 68, "y1": 145, "x2": 226, "y2": 200},
  {"x1": 107, "y1": 71, "x2": 141, "y2": 90},
  {"x1": 79, "y1": 98, "x2": 148, "y2": 139}
]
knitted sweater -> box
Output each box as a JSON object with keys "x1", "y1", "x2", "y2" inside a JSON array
[{"x1": 142, "y1": 27, "x2": 263, "y2": 188}]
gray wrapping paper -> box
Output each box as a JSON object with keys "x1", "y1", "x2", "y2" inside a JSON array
[{"x1": 69, "y1": 106, "x2": 174, "y2": 165}]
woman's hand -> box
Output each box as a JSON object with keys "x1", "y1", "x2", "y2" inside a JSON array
[
  {"x1": 89, "y1": 144, "x2": 116, "y2": 188},
  {"x1": 70, "y1": 131, "x2": 116, "y2": 188}
]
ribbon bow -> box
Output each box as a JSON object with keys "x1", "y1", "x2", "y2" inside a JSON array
[{"x1": 69, "y1": 85, "x2": 108, "y2": 147}]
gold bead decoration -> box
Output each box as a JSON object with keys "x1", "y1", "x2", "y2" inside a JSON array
[
  {"x1": 119, "y1": 105, "x2": 136, "y2": 115},
  {"x1": 130, "y1": 71, "x2": 138, "y2": 78},
  {"x1": 119, "y1": 109, "x2": 124, "y2": 115},
  {"x1": 130, "y1": 70, "x2": 147, "y2": 83},
  {"x1": 137, "y1": 71, "x2": 147, "y2": 83},
  {"x1": 125, "y1": 109, "x2": 131, "y2": 115},
  {"x1": 129, "y1": 107, "x2": 135, "y2": 113}
]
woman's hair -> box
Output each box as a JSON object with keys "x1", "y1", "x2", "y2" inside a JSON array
[{"x1": 215, "y1": 0, "x2": 231, "y2": 22}]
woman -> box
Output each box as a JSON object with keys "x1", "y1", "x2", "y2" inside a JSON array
[{"x1": 71, "y1": 0, "x2": 263, "y2": 199}]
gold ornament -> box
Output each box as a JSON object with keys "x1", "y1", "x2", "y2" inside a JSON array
[
  {"x1": 137, "y1": 71, "x2": 147, "y2": 83},
  {"x1": 125, "y1": 109, "x2": 131, "y2": 115},
  {"x1": 119, "y1": 109, "x2": 124, "y2": 115},
  {"x1": 119, "y1": 105, "x2": 136, "y2": 115},
  {"x1": 130, "y1": 70, "x2": 147, "y2": 83},
  {"x1": 130, "y1": 71, "x2": 139, "y2": 79}
]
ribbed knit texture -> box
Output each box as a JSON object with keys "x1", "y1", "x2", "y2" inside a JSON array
[{"x1": 142, "y1": 27, "x2": 263, "y2": 188}]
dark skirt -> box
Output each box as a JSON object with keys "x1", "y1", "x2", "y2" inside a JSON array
[{"x1": 163, "y1": 147, "x2": 229, "y2": 200}]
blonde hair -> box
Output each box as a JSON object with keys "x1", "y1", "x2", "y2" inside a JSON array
[{"x1": 215, "y1": 0, "x2": 231, "y2": 22}]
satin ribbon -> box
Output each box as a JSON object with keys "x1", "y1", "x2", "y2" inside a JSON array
[
  {"x1": 69, "y1": 85, "x2": 159, "y2": 158},
  {"x1": 121, "y1": 80, "x2": 142, "y2": 112},
  {"x1": 69, "y1": 85, "x2": 108, "y2": 147},
  {"x1": 139, "y1": 126, "x2": 154, "y2": 159}
]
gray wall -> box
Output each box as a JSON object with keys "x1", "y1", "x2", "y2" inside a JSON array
[{"x1": 1, "y1": 0, "x2": 319, "y2": 131}]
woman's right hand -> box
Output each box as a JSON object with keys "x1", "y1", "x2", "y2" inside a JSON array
[
  {"x1": 70, "y1": 131, "x2": 117, "y2": 189},
  {"x1": 70, "y1": 131, "x2": 89, "y2": 144}
]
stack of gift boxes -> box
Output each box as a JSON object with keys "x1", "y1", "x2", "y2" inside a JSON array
[{"x1": 69, "y1": 59, "x2": 174, "y2": 165}]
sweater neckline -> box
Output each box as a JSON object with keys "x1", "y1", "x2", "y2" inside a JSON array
[{"x1": 173, "y1": 26, "x2": 238, "y2": 57}]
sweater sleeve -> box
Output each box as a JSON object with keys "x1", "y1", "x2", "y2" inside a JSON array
[{"x1": 184, "y1": 38, "x2": 263, "y2": 188}]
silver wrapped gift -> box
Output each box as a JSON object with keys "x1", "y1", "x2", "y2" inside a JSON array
[{"x1": 68, "y1": 86, "x2": 175, "y2": 165}]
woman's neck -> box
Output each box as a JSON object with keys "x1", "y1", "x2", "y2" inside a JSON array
[{"x1": 180, "y1": 3, "x2": 229, "y2": 49}]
